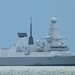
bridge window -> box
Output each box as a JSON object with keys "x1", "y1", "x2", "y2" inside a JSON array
[{"x1": 51, "y1": 46, "x2": 67, "y2": 48}]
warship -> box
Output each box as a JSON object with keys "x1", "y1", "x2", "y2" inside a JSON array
[{"x1": 0, "y1": 17, "x2": 75, "y2": 66}]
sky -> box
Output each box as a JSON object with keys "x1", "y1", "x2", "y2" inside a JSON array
[{"x1": 0, "y1": 0, "x2": 75, "y2": 53}]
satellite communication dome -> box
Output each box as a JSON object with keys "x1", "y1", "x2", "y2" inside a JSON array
[{"x1": 51, "y1": 17, "x2": 57, "y2": 23}]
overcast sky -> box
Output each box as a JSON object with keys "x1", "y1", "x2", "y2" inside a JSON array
[{"x1": 0, "y1": 0, "x2": 75, "y2": 53}]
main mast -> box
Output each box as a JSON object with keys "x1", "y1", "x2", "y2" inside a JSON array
[{"x1": 28, "y1": 17, "x2": 34, "y2": 45}]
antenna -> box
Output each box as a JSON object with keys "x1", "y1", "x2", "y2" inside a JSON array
[
  {"x1": 30, "y1": 17, "x2": 32, "y2": 37},
  {"x1": 9, "y1": 35, "x2": 11, "y2": 48}
]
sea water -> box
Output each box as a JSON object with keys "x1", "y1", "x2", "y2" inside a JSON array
[{"x1": 0, "y1": 66, "x2": 75, "y2": 75}]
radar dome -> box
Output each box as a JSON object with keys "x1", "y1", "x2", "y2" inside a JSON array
[{"x1": 51, "y1": 17, "x2": 57, "y2": 23}]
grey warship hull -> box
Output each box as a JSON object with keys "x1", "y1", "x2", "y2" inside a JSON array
[
  {"x1": 0, "y1": 17, "x2": 74, "y2": 66},
  {"x1": 0, "y1": 56, "x2": 75, "y2": 66}
]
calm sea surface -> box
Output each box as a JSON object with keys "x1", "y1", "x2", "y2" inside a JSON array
[{"x1": 0, "y1": 66, "x2": 75, "y2": 75}]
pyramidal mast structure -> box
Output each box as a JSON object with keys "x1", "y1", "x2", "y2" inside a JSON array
[
  {"x1": 28, "y1": 17, "x2": 34, "y2": 45},
  {"x1": 48, "y1": 17, "x2": 60, "y2": 46}
]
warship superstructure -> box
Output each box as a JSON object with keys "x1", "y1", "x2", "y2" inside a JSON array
[{"x1": 0, "y1": 17, "x2": 75, "y2": 66}]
